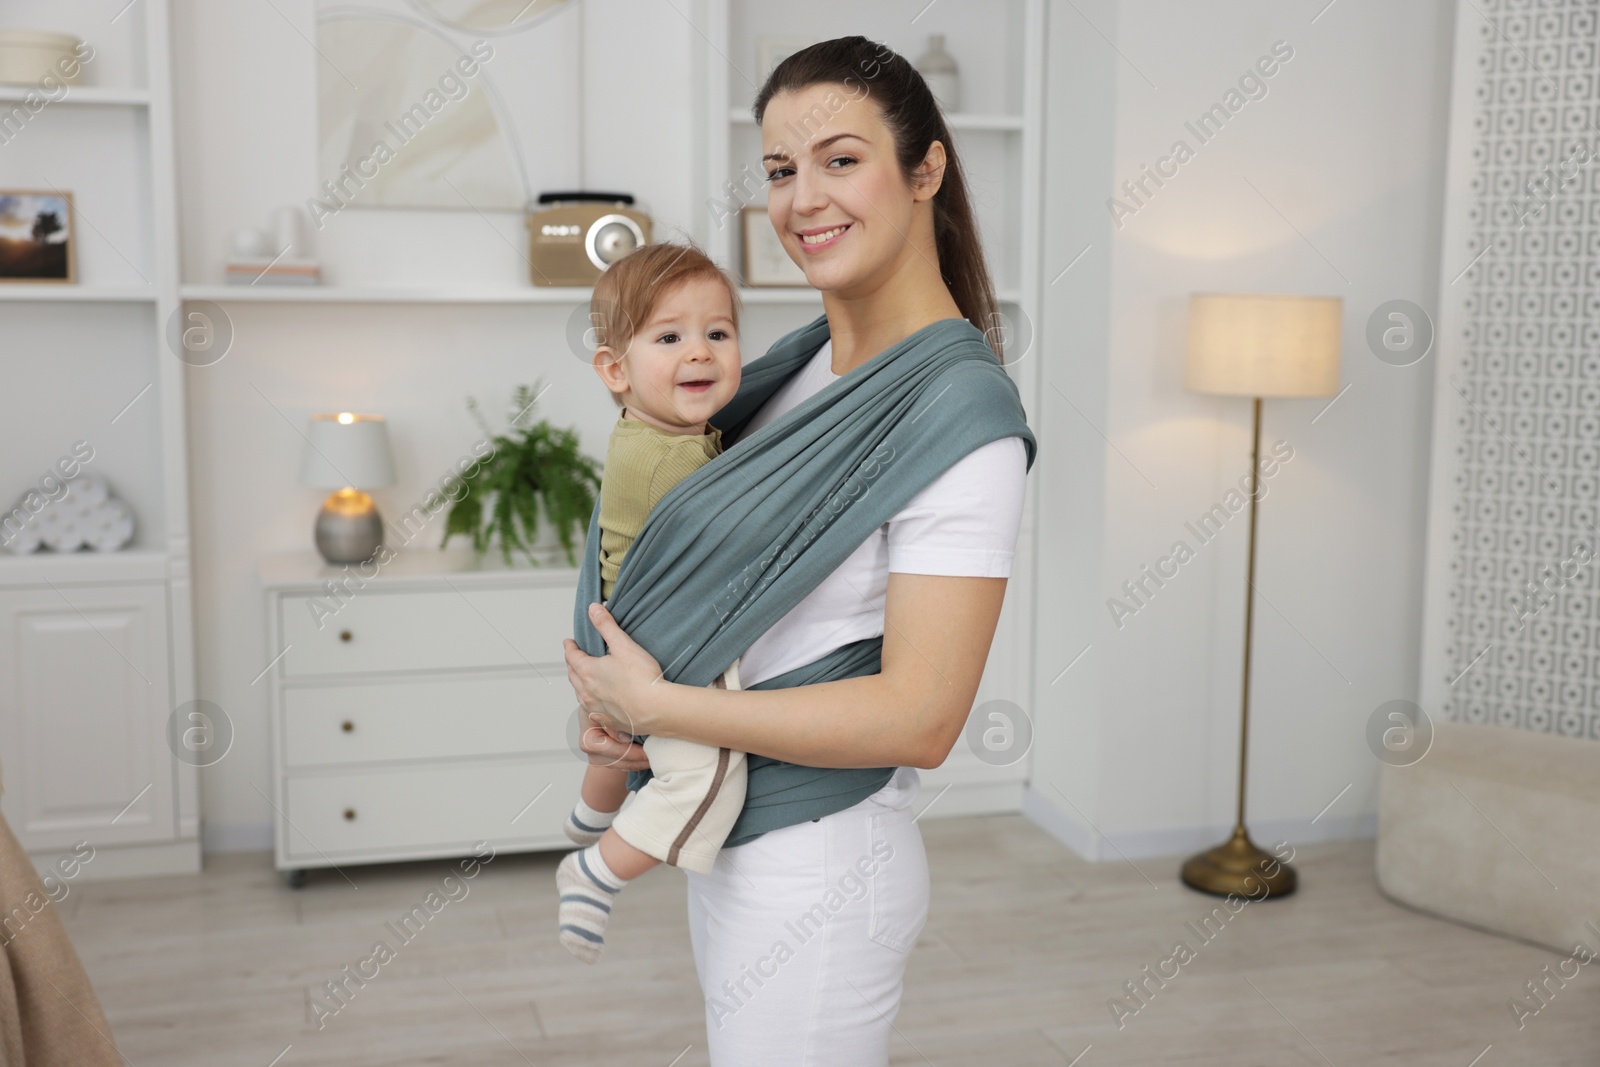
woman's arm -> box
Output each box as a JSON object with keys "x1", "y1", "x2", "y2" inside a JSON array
[{"x1": 567, "y1": 571, "x2": 1007, "y2": 769}]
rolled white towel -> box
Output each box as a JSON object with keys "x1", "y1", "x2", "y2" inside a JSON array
[
  {"x1": 43, "y1": 516, "x2": 85, "y2": 552},
  {"x1": 85, "y1": 498, "x2": 135, "y2": 552},
  {"x1": 72, "y1": 475, "x2": 110, "y2": 507}
]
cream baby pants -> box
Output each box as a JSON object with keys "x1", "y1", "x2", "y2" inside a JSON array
[{"x1": 611, "y1": 658, "x2": 747, "y2": 874}]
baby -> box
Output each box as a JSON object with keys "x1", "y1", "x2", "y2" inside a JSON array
[{"x1": 557, "y1": 240, "x2": 747, "y2": 963}]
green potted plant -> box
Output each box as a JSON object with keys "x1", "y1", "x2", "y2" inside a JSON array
[{"x1": 442, "y1": 381, "x2": 602, "y2": 566}]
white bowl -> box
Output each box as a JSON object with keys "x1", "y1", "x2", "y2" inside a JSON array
[{"x1": 0, "y1": 30, "x2": 85, "y2": 87}]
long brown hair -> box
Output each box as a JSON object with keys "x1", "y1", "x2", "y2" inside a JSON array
[{"x1": 753, "y1": 36, "x2": 1003, "y2": 362}]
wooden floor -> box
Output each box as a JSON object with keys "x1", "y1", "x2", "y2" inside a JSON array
[{"x1": 62, "y1": 815, "x2": 1597, "y2": 1066}]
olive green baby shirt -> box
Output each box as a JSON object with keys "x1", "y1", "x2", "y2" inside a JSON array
[{"x1": 597, "y1": 411, "x2": 724, "y2": 601}]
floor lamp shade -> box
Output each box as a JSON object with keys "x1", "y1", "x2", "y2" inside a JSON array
[
  {"x1": 298, "y1": 413, "x2": 395, "y2": 564},
  {"x1": 1185, "y1": 293, "x2": 1343, "y2": 399}
]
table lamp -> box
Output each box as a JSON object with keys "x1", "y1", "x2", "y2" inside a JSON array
[
  {"x1": 1180, "y1": 293, "x2": 1342, "y2": 899},
  {"x1": 298, "y1": 412, "x2": 396, "y2": 564}
]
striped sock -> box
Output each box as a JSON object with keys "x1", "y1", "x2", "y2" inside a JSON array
[
  {"x1": 563, "y1": 797, "x2": 618, "y2": 846},
  {"x1": 557, "y1": 844, "x2": 628, "y2": 963}
]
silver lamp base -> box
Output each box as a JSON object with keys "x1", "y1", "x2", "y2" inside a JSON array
[{"x1": 314, "y1": 488, "x2": 384, "y2": 564}]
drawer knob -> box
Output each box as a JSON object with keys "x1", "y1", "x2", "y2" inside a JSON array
[
  {"x1": 339, "y1": 630, "x2": 353, "y2": 643},
  {"x1": 343, "y1": 808, "x2": 357, "y2": 821},
  {"x1": 341, "y1": 720, "x2": 354, "y2": 733}
]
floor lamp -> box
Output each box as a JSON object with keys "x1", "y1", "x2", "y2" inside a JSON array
[{"x1": 1179, "y1": 293, "x2": 1342, "y2": 899}]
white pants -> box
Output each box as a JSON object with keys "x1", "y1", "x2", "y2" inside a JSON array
[{"x1": 684, "y1": 766, "x2": 929, "y2": 1066}]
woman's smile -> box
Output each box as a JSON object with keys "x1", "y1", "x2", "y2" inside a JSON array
[{"x1": 797, "y1": 222, "x2": 852, "y2": 252}]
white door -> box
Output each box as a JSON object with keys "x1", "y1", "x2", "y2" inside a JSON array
[{"x1": 0, "y1": 583, "x2": 175, "y2": 851}]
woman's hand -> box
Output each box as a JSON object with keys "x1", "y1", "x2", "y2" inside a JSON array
[
  {"x1": 577, "y1": 720, "x2": 651, "y2": 773},
  {"x1": 563, "y1": 602, "x2": 666, "y2": 765}
]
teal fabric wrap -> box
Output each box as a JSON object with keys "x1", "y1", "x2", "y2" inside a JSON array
[{"x1": 571, "y1": 312, "x2": 1038, "y2": 848}]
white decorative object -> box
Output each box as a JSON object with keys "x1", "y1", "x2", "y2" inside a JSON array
[
  {"x1": 1, "y1": 522, "x2": 40, "y2": 555},
  {"x1": 915, "y1": 34, "x2": 961, "y2": 112},
  {"x1": 314, "y1": 1, "x2": 581, "y2": 211},
  {"x1": 4, "y1": 475, "x2": 135, "y2": 554},
  {"x1": 0, "y1": 30, "x2": 83, "y2": 86},
  {"x1": 273, "y1": 205, "x2": 304, "y2": 258},
  {"x1": 43, "y1": 517, "x2": 84, "y2": 553},
  {"x1": 74, "y1": 473, "x2": 110, "y2": 507},
  {"x1": 86, "y1": 498, "x2": 136, "y2": 552},
  {"x1": 231, "y1": 227, "x2": 269, "y2": 258},
  {"x1": 226, "y1": 207, "x2": 321, "y2": 285}
]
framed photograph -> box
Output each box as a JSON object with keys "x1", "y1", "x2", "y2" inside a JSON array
[
  {"x1": 756, "y1": 35, "x2": 815, "y2": 83},
  {"x1": 741, "y1": 206, "x2": 809, "y2": 288},
  {"x1": 0, "y1": 190, "x2": 75, "y2": 284}
]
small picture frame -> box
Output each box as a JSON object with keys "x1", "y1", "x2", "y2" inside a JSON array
[
  {"x1": 0, "y1": 190, "x2": 75, "y2": 284},
  {"x1": 756, "y1": 35, "x2": 815, "y2": 83},
  {"x1": 740, "y1": 206, "x2": 809, "y2": 288}
]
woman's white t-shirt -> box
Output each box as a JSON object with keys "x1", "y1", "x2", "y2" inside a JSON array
[{"x1": 734, "y1": 338, "x2": 1028, "y2": 688}]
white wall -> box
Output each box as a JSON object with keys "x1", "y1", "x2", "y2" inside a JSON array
[{"x1": 1023, "y1": 0, "x2": 1456, "y2": 859}]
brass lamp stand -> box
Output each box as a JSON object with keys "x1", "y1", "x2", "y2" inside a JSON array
[
  {"x1": 1180, "y1": 396, "x2": 1296, "y2": 898},
  {"x1": 1178, "y1": 293, "x2": 1343, "y2": 900}
]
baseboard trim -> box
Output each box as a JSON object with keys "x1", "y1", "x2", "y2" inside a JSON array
[
  {"x1": 30, "y1": 838, "x2": 201, "y2": 882},
  {"x1": 1021, "y1": 785, "x2": 1101, "y2": 860},
  {"x1": 198, "y1": 789, "x2": 1376, "y2": 868},
  {"x1": 202, "y1": 821, "x2": 274, "y2": 854},
  {"x1": 1020, "y1": 785, "x2": 1377, "y2": 862},
  {"x1": 914, "y1": 778, "x2": 1023, "y2": 819},
  {"x1": 204, "y1": 785, "x2": 1021, "y2": 864}
]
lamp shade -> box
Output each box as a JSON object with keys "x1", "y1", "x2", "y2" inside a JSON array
[
  {"x1": 1185, "y1": 293, "x2": 1343, "y2": 398},
  {"x1": 298, "y1": 413, "x2": 396, "y2": 489}
]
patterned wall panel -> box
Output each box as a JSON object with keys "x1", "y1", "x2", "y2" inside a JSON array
[{"x1": 1441, "y1": 0, "x2": 1600, "y2": 740}]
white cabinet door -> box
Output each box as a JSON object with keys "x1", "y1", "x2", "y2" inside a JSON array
[{"x1": 0, "y1": 583, "x2": 176, "y2": 851}]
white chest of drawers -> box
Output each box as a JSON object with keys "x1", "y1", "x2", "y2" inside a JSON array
[{"x1": 260, "y1": 549, "x2": 585, "y2": 885}]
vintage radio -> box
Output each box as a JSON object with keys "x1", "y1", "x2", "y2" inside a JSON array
[{"x1": 526, "y1": 192, "x2": 650, "y2": 286}]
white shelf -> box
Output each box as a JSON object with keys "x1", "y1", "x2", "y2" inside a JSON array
[
  {"x1": 738, "y1": 286, "x2": 819, "y2": 303},
  {"x1": 178, "y1": 284, "x2": 1014, "y2": 307},
  {"x1": 737, "y1": 286, "x2": 1019, "y2": 303},
  {"x1": 0, "y1": 548, "x2": 169, "y2": 587},
  {"x1": 179, "y1": 284, "x2": 595, "y2": 304},
  {"x1": 0, "y1": 285, "x2": 158, "y2": 303},
  {"x1": 0, "y1": 84, "x2": 150, "y2": 106},
  {"x1": 729, "y1": 107, "x2": 1022, "y2": 132},
  {"x1": 259, "y1": 546, "x2": 579, "y2": 591}
]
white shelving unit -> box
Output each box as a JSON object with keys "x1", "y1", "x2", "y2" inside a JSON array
[
  {"x1": 728, "y1": 107, "x2": 1025, "y2": 131},
  {"x1": 0, "y1": 0, "x2": 200, "y2": 879},
  {"x1": 0, "y1": 84, "x2": 149, "y2": 106},
  {"x1": 178, "y1": 284, "x2": 595, "y2": 305},
  {"x1": 0, "y1": 285, "x2": 157, "y2": 303},
  {"x1": 175, "y1": 284, "x2": 1014, "y2": 306},
  {"x1": 697, "y1": 1, "x2": 1047, "y2": 816}
]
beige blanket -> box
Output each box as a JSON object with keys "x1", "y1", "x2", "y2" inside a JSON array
[{"x1": 0, "y1": 805, "x2": 121, "y2": 1067}]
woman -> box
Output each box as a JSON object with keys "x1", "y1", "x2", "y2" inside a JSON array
[{"x1": 562, "y1": 36, "x2": 1033, "y2": 1065}]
